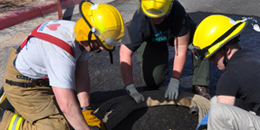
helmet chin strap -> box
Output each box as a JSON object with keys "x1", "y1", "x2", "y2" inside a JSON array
[
  {"x1": 87, "y1": 31, "x2": 114, "y2": 64},
  {"x1": 88, "y1": 31, "x2": 101, "y2": 53},
  {"x1": 109, "y1": 51, "x2": 113, "y2": 64},
  {"x1": 223, "y1": 48, "x2": 229, "y2": 66}
]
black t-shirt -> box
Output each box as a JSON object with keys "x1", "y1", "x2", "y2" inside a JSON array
[
  {"x1": 217, "y1": 50, "x2": 260, "y2": 115},
  {"x1": 125, "y1": 0, "x2": 190, "y2": 52}
]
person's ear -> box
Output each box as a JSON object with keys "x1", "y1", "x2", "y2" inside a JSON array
[
  {"x1": 78, "y1": 41, "x2": 88, "y2": 47},
  {"x1": 221, "y1": 47, "x2": 231, "y2": 55},
  {"x1": 78, "y1": 41, "x2": 83, "y2": 46},
  {"x1": 226, "y1": 46, "x2": 232, "y2": 55}
]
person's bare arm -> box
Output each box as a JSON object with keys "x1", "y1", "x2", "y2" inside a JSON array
[
  {"x1": 217, "y1": 95, "x2": 235, "y2": 105},
  {"x1": 52, "y1": 60, "x2": 91, "y2": 130},
  {"x1": 52, "y1": 87, "x2": 90, "y2": 130},
  {"x1": 172, "y1": 32, "x2": 189, "y2": 79},
  {"x1": 120, "y1": 44, "x2": 134, "y2": 86},
  {"x1": 75, "y1": 60, "x2": 90, "y2": 108}
]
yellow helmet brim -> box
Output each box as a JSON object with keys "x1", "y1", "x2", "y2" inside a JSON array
[{"x1": 204, "y1": 21, "x2": 247, "y2": 59}]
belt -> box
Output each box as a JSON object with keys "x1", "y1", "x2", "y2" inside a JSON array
[{"x1": 5, "y1": 75, "x2": 50, "y2": 87}]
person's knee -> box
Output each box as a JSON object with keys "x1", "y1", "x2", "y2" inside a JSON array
[
  {"x1": 209, "y1": 103, "x2": 226, "y2": 121},
  {"x1": 210, "y1": 96, "x2": 217, "y2": 107},
  {"x1": 144, "y1": 73, "x2": 166, "y2": 88}
]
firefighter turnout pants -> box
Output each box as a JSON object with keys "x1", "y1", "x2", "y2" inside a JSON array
[{"x1": 0, "y1": 47, "x2": 72, "y2": 130}]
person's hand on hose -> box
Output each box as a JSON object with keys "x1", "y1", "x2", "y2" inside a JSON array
[
  {"x1": 125, "y1": 84, "x2": 144, "y2": 104},
  {"x1": 164, "y1": 78, "x2": 180, "y2": 100},
  {"x1": 82, "y1": 106, "x2": 106, "y2": 130}
]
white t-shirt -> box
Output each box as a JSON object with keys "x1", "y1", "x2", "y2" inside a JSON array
[{"x1": 15, "y1": 20, "x2": 90, "y2": 89}]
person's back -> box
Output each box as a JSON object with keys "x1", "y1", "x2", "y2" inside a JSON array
[
  {"x1": 189, "y1": 14, "x2": 260, "y2": 130},
  {"x1": 15, "y1": 20, "x2": 89, "y2": 89},
  {"x1": 128, "y1": 0, "x2": 188, "y2": 47},
  {"x1": 218, "y1": 49, "x2": 260, "y2": 115}
]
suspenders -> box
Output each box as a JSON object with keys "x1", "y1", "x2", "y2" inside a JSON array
[{"x1": 6, "y1": 23, "x2": 75, "y2": 88}]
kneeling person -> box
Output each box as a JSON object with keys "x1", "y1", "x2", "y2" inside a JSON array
[{"x1": 0, "y1": 1, "x2": 128, "y2": 130}]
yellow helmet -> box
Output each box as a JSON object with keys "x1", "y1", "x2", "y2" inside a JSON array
[
  {"x1": 140, "y1": 0, "x2": 173, "y2": 18},
  {"x1": 191, "y1": 14, "x2": 247, "y2": 60},
  {"x1": 74, "y1": 18, "x2": 96, "y2": 41},
  {"x1": 74, "y1": 1, "x2": 125, "y2": 51}
]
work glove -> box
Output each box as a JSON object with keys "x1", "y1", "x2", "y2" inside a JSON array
[
  {"x1": 164, "y1": 78, "x2": 180, "y2": 100},
  {"x1": 125, "y1": 84, "x2": 144, "y2": 104},
  {"x1": 82, "y1": 107, "x2": 106, "y2": 130}
]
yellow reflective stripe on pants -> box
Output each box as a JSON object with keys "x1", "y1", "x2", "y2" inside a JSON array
[
  {"x1": 0, "y1": 92, "x2": 6, "y2": 104},
  {"x1": 0, "y1": 92, "x2": 6, "y2": 111},
  {"x1": 8, "y1": 114, "x2": 23, "y2": 130}
]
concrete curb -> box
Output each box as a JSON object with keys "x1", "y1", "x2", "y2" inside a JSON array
[{"x1": 0, "y1": 0, "x2": 82, "y2": 30}]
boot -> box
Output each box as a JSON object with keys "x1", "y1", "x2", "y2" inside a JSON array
[
  {"x1": 192, "y1": 85, "x2": 211, "y2": 100},
  {"x1": 0, "y1": 87, "x2": 14, "y2": 112}
]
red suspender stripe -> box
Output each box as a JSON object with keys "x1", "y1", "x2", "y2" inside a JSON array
[
  {"x1": 20, "y1": 24, "x2": 74, "y2": 57},
  {"x1": 19, "y1": 24, "x2": 41, "y2": 50}
]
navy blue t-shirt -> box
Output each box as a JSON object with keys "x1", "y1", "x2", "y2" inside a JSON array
[
  {"x1": 217, "y1": 49, "x2": 260, "y2": 115},
  {"x1": 125, "y1": 0, "x2": 190, "y2": 52}
]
